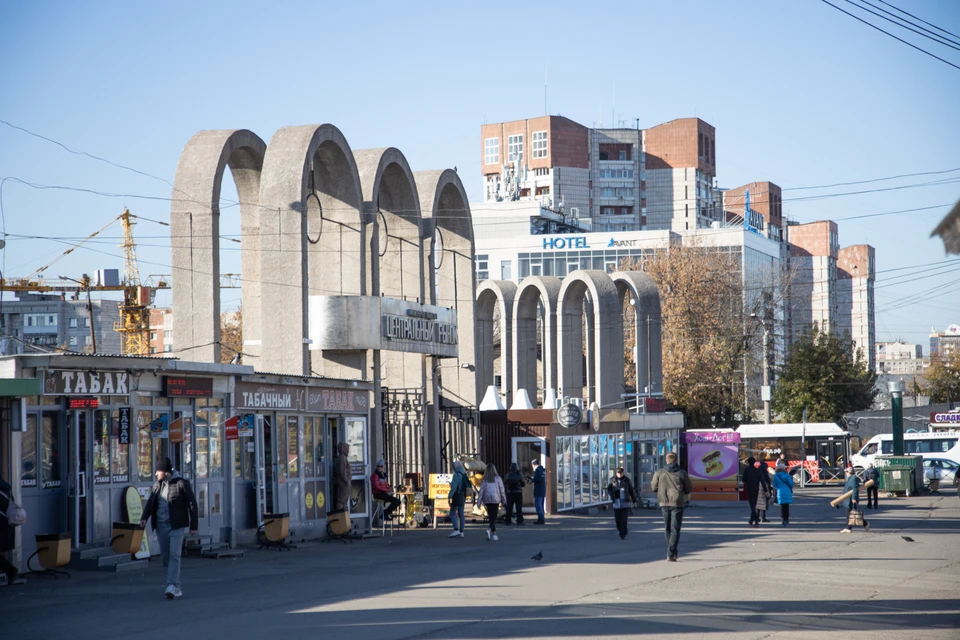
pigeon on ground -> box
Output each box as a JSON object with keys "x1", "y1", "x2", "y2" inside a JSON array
[
  {"x1": 531, "y1": 551, "x2": 543, "y2": 561},
  {"x1": 901, "y1": 536, "x2": 915, "y2": 542}
]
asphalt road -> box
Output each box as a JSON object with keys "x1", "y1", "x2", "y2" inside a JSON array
[{"x1": 3, "y1": 486, "x2": 959, "y2": 639}]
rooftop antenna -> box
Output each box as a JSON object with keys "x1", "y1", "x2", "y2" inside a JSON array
[{"x1": 544, "y1": 62, "x2": 548, "y2": 116}]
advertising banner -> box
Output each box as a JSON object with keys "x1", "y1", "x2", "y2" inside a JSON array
[{"x1": 684, "y1": 431, "x2": 741, "y2": 493}]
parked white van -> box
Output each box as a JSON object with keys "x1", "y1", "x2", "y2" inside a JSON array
[{"x1": 850, "y1": 431, "x2": 960, "y2": 471}]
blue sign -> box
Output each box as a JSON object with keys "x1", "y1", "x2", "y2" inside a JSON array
[{"x1": 543, "y1": 236, "x2": 590, "y2": 250}]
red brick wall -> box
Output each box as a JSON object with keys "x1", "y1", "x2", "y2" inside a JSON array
[
  {"x1": 723, "y1": 181, "x2": 783, "y2": 229},
  {"x1": 788, "y1": 221, "x2": 838, "y2": 258},
  {"x1": 644, "y1": 118, "x2": 716, "y2": 174},
  {"x1": 481, "y1": 116, "x2": 589, "y2": 175},
  {"x1": 838, "y1": 244, "x2": 875, "y2": 279}
]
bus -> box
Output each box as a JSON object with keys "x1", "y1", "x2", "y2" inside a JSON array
[
  {"x1": 736, "y1": 423, "x2": 860, "y2": 486},
  {"x1": 850, "y1": 431, "x2": 960, "y2": 470}
]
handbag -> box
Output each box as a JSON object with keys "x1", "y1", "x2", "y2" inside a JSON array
[
  {"x1": 847, "y1": 508, "x2": 869, "y2": 530},
  {"x1": 0, "y1": 488, "x2": 26, "y2": 527}
]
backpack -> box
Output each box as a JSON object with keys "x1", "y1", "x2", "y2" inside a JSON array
[{"x1": 0, "y1": 488, "x2": 26, "y2": 527}]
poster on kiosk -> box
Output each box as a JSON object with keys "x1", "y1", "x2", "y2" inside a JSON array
[{"x1": 684, "y1": 430, "x2": 740, "y2": 501}]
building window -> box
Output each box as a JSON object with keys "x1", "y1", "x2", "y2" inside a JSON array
[
  {"x1": 619, "y1": 150, "x2": 627, "y2": 161},
  {"x1": 501, "y1": 260, "x2": 512, "y2": 280},
  {"x1": 69, "y1": 318, "x2": 78, "y2": 328},
  {"x1": 484, "y1": 137, "x2": 499, "y2": 165},
  {"x1": 84, "y1": 336, "x2": 92, "y2": 346},
  {"x1": 476, "y1": 254, "x2": 489, "y2": 281},
  {"x1": 532, "y1": 131, "x2": 547, "y2": 159},
  {"x1": 507, "y1": 134, "x2": 523, "y2": 164},
  {"x1": 534, "y1": 167, "x2": 549, "y2": 177},
  {"x1": 68, "y1": 336, "x2": 78, "y2": 347},
  {"x1": 150, "y1": 331, "x2": 157, "y2": 341},
  {"x1": 84, "y1": 318, "x2": 91, "y2": 328},
  {"x1": 164, "y1": 344, "x2": 173, "y2": 353}
]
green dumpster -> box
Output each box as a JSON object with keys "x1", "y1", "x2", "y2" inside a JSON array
[{"x1": 875, "y1": 455, "x2": 924, "y2": 496}]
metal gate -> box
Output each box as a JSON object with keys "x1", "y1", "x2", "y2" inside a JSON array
[
  {"x1": 440, "y1": 404, "x2": 479, "y2": 473},
  {"x1": 381, "y1": 388, "x2": 424, "y2": 488}
]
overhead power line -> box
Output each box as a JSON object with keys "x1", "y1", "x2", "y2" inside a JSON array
[
  {"x1": 843, "y1": 0, "x2": 960, "y2": 52},
  {"x1": 819, "y1": 0, "x2": 960, "y2": 71},
  {"x1": 876, "y1": 0, "x2": 960, "y2": 41}
]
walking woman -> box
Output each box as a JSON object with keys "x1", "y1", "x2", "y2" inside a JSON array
[
  {"x1": 771, "y1": 462, "x2": 795, "y2": 526},
  {"x1": 757, "y1": 461, "x2": 773, "y2": 523},
  {"x1": 477, "y1": 464, "x2": 506, "y2": 541}
]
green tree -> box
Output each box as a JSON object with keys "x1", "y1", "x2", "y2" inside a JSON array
[
  {"x1": 773, "y1": 324, "x2": 877, "y2": 423},
  {"x1": 922, "y1": 351, "x2": 960, "y2": 403}
]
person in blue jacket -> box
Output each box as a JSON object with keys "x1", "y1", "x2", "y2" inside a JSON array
[
  {"x1": 771, "y1": 462, "x2": 795, "y2": 526},
  {"x1": 839, "y1": 466, "x2": 869, "y2": 533},
  {"x1": 530, "y1": 459, "x2": 547, "y2": 525}
]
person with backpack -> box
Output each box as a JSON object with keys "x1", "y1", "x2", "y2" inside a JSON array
[
  {"x1": 650, "y1": 452, "x2": 693, "y2": 561},
  {"x1": 476, "y1": 464, "x2": 506, "y2": 541},
  {"x1": 0, "y1": 473, "x2": 22, "y2": 584},
  {"x1": 772, "y1": 462, "x2": 795, "y2": 526},
  {"x1": 447, "y1": 460, "x2": 469, "y2": 538},
  {"x1": 503, "y1": 462, "x2": 526, "y2": 525}
]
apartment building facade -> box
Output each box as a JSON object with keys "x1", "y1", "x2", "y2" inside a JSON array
[
  {"x1": 875, "y1": 340, "x2": 924, "y2": 375},
  {"x1": 0, "y1": 294, "x2": 122, "y2": 355}
]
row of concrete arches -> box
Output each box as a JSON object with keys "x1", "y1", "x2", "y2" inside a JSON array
[
  {"x1": 169, "y1": 125, "x2": 476, "y2": 402},
  {"x1": 476, "y1": 270, "x2": 663, "y2": 410}
]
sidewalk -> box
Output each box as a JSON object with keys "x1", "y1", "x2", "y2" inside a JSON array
[{"x1": 3, "y1": 486, "x2": 959, "y2": 639}]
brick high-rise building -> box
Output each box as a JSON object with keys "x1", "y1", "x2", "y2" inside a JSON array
[
  {"x1": 786, "y1": 221, "x2": 875, "y2": 368},
  {"x1": 721, "y1": 181, "x2": 784, "y2": 242},
  {"x1": 478, "y1": 116, "x2": 717, "y2": 233}
]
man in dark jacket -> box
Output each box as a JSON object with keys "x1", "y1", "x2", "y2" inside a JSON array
[
  {"x1": 606, "y1": 467, "x2": 638, "y2": 539},
  {"x1": 0, "y1": 474, "x2": 19, "y2": 584},
  {"x1": 140, "y1": 458, "x2": 198, "y2": 599},
  {"x1": 531, "y1": 459, "x2": 547, "y2": 525},
  {"x1": 863, "y1": 463, "x2": 880, "y2": 509},
  {"x1": 742, "y1": 457, "x2": 763, "y2": 528},
  {"x1": 651, "y1": 452, "x2": 694, "y2": 561},
  {"x1": 504, "y1": 463, "x2": 526, "y2": 525}
]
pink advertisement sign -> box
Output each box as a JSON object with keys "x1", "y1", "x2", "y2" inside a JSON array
[{"x1": 685, "y1": 431, "x2": 741, "y2": 481}]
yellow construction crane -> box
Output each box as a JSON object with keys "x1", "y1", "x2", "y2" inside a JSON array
[
  {"x1": 114, "y1": 209, "x2": 151, "y2": 355},
  {"x1": 1, "y1": 208, "x2": 241, "y2": 356}
]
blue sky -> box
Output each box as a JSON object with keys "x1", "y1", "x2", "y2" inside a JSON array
[{"x1": 1, "y1": 1, "x2": 958, "y2": 350}]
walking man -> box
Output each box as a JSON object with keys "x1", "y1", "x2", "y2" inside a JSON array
[
  {"x1": 140, "y1": 458, "x2": 198, "y2": 599},
  {"x1": 742, "y1": 456, "x2": 763, "y2": 528},
  {"x1": 863, "y1": 463, "x2": 880, "y2": 509},
  {"x1": 651, "y1": 452, "x2": 693, "y2": 561},
  {"x1": 607, "y1": 467, "x2": 638, "y2": 539},
  {"x1": 531, "y1": 459, "x2": 546, "y2": 525}
]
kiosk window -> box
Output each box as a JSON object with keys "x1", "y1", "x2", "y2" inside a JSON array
[
  {"x1": 21, "y1": 414, "x2": 37, "y2": 487},
  {"x1": 41, "y1": 413, "x2": 61, "y2": 488},
  {"x1": 137, "y1": 410, "x2": 154, "y2": 481},
  {"x1": 94, "y1": 410, "x2": 110, "y2": 483},
  {"x1": 198, "y1": 410, "x2": 223, "y2": 478},
  {"x1": 287, "y1": 418, "x2": 299, "y2": 478},
  {"x1": 346, "y1": 417, "x2": 365, "y2": 475},
  {"x1": 277, "y1": 416, "x2": 289, "y2": 479},
  {"x1": 303, "y1": 417, "x2": 315, "y2": 478}
]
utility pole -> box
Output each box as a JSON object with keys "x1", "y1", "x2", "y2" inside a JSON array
[
  {"x1": 890, "y1": 380, "x2": 905, "y2": 455},
  {"x1": 762, "y1": 323, "x2": 771, "y2": 424}
]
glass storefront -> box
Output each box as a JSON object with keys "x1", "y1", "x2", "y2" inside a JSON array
[{"x1": 555, "y1": 433, "x2": 629, "y2": 511}]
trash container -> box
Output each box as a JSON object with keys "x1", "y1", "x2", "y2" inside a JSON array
[{"x1": 875, "y1": 455, "x2": 924, "y2": 496}]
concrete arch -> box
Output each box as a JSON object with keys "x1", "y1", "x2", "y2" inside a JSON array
[
  {"x1": 512, "y1": 276, "x2": 562, "y2": 406},
  {"x1": 611, "y1": 271, "x2": 664, "y2": 397},
  {"x1": 355, "y1": 148, "x2": 423, "y2": 303},
  {"x1": 416, "y1": 169, "x2": 477, "y2": 406},
  {"x1": 258, "y1": 124, "x2": 364, "y2": 374},
  {"x1": 170, "y1": 129, "x2": 266, "y2": 365},
  {"x1": 475, "y1": 280, "x2": 517, "y2": 409},
  {"x1": 557, "y1": 270, "x2": 624, "y2": 407}
]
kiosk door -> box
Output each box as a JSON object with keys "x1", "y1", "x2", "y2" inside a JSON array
[
  {"x1": 511, "y1": 437, "x2": 546, "y2": 513},
  {"x1": 66, "y1": 410, "x2": 93, "y2": 547}
]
